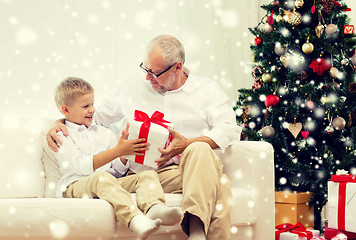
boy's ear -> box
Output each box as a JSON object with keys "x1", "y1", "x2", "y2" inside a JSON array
[{"x1": 61, "y1": 105, "x2": 69, "y2": 116}]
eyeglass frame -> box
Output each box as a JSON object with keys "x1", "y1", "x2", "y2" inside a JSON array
[{"x1": 139, "y1": 62, "x2": 177, "y2": 79}]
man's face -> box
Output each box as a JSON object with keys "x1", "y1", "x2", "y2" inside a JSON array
[
  {"x1": 143, "y1": 50, "x2": 176, "y2": 94},
  {"x1": 64, "y1": 92, "x2": 95, "y2": 128}
]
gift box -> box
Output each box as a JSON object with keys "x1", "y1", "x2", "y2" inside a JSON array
[
  {"x1": 124, "y1": 110, "x2": 172, "y2": 169},
  {"x1": 275, "y1": 191, "x2": 314, "y2": 228},
  {"x1": 275, "y1": 222, "x2": 320, "y2": 240},
  {"x1": 325, "y1": 222, "x2": 356, "y2": 240},
  {"x1": 328, "y1": 172, "x2": 356, "y2": 233}
]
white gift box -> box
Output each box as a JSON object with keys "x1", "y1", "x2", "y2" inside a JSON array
[
  {"x1": 124, "y1": 119, "x2": 172, "y2": 169},
  {"x1": 328, "y1": 180, "x2": 356, "y2": 233},
  {"x1": 276, "y1": 229, "x2": 319, "y2": 240}
]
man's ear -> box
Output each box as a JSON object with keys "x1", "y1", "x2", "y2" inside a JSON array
[
  {"x1": 175, "y1": 61, "x2": 183, "y2": 72},
  {"x1": 61, "y1": 105, "x2": 69, "y2": 116}
]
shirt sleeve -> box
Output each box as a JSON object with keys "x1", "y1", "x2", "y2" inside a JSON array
[
  {"x1": 203, "y1": 81, "x2": 242, "y2": 153},
  {"x1": 105, "y1": 131, "x2": 130, "y2": 177},
  {"x1": 54, "y1": 133, "x2": 94, "y2": 176},
  {"x1": 94, "y1": 91, "x2": 125, "y2": 128}
]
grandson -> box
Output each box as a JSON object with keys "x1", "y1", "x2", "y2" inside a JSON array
[{"x1": 53, "y1": 77, "x2": 182, "y2": 239}]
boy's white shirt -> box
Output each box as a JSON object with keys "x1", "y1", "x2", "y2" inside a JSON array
[{"x1": 53, "y1": 120, "x2": 129, "y2": 198}]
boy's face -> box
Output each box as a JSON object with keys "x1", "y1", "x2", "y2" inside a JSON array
[{"x1": 63, "y1": 92, "x2": 95, "y2": 128}]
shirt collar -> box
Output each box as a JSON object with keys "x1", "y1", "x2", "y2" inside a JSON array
[
  {"x1": 168, "y1": 73, "x2": 193, "y2": 94},
  {"x1": 65, "y1": 120, "x2": 98, "y2": 132}
]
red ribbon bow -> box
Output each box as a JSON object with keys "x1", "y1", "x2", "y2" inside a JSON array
[
  {"x1": 330, "y1": 174, "x2": 356, "y2": 231},
  {"x1": 133, "y1": 110, "x2": 172, "y2": 165},
  {"x1": 275, "y1": 222, "x2": 313, "y2": 240}
]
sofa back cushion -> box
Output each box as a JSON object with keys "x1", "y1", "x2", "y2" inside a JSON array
[
  {"x1": 40, "y1": 118, "x2": 62, "y2": 198},
  {"x1": 0, "y1": 115, "x2": 45, "y2": 198}
]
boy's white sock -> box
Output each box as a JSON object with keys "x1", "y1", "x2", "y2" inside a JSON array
[
  {"x1": 188, "y1": 214, "x2": 206, "y2": 240},
  {"x1": 146, "y1": 204, "x2": 183, "y2": 226},
  {"x1": 129, "y1": 214, "x2": 161, "y2": 239}
]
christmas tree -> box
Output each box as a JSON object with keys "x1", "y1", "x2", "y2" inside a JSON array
[{"x1": 234, "y1": 0, "x2": 356, "y2": 229}]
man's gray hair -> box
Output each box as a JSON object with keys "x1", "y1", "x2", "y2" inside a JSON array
[{"x1": 147, "y1": 35, "x2": 185, "y2": 66}]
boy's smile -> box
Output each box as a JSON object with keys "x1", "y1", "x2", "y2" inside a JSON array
[{"x1": 63, "y1": 92, "x2": 95, "y2": 128}]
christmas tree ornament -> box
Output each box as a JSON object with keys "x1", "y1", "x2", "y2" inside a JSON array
[
  {"x1": 276, "y1": 15, "x2": 284, "y2": 23},
  {"x1": 325, "y1": 24, "x2": 338, "y2": 35},
  {"x1": 341, "y1": 57, "x2": 348, "y2": 65},
  {"x1": 267, "y1": 10, "x2": 274, "y2": 26},
  {"x1": 315, "y1": 23, "x2": 325, "y2": 38},
  {"x1": 263, "y1": 23, "x2": 273, "y2": 33},
  {"x1": 274, "y1": 42, "x2": 286, "y2": 56},
  {"x1": 301, "y1": 130, "x2": 309, "y2": 139},
  {"x1": 288, "y1": 122, "x2": 303, "y2": 139},
  {"x1": 241, "y1": 106, "x2": 251, "y2": 122},
  {"x1": 265, "y1": 94, "x2": 280, "y2": 108},
  {"x1": 351, "y1": 54, "x2": 356, "y2": 66},
  {"x1": 329, "y1": 67, "x2": 339, "y2": 78},
  {"x1": 289, "y1": 10, "x2": 302, "y2": 26},
  {"x1": 262, "y1": 15, "x2": 268, "y2": 24},
  {"x1": 344, "y1": 25, "x2": 355, "y2": 34},
  {"x1": 321, "y1": 96, "x2": 330, "y2": 104},
  {"x1": 332, "y1": 116, "x2": 346, "y2": 130},
  {"x1": 321, "y1": 0, "x2": 333, "y2": 14},
  {"x1": 283, "y1": 10, "x2": 292, "y2": 22},
  {"x1": 253, "y1": 66, "x2": 263, "y2": 89},
  {"x1": 280, "y1": 55, "x2": 289, "y2": 67},
  {"x1": 302, "y1": 42, "x2": 314, "y2": 54},
  {"x1": 272, "y1": 1, "x2": 280, "y2": 6},
  {"x1": 325, "y1": 124, "x2": 335, "y2": 134},
  {"x1": 331, "y1": 81, "x2": 340, "y2": 88},
  {"x1": 307, "y1": 100, "x2": 314, "y2": 109},
  {"x1": 295, "y1": 0, "x2": 304, "y2": 8},
  {"x1": 349, "y1": 82, "x2": 356, "y2": 93},
  {"x1": 262, "y1": 73, "x2": 272, "y2": 83},
  {"x1": 298, "y1": 70, "x2": 308, "y2": 82},
  {"x1": 311, "y1": 5, "x2": 316, "y2": 14},
  {"x1": 309, "y1": 58, "x2": 331, "y2": 75},
  {"x1": 262, "y1": 126, "x2": 275, "y2": 138},
  {"x1": 254, "y1": 36, "x2": 262, "y2": 46}
]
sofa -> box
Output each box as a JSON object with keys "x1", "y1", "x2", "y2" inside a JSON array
[{"x1": 0, "y1": 114, "x2": 275, "y2": 240}]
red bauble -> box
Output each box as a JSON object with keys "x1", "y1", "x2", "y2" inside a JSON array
[
  {"x1": 254, "y1": 37, "x2": 262, "y2": 46},
  {"x1": 265, "y1": 94, "x2": 280, "y2": 108}
]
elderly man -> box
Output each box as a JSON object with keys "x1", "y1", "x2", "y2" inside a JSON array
[{"x1": 47, "y1": 35, "x2": 241, "y2": 240}]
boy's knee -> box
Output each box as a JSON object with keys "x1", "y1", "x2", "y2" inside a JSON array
[
  {"x1": 138, "y1": 170, "x2": 159, "y2": 180},
  {"x1": 91, "y1": 171, "x2": 115, "y2": 183}
]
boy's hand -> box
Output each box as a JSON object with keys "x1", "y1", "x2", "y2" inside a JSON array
[
  {"x1": 117, "y1": 123, "x2": 150, "y2": 156},
  {"x1": 46, "y1": 119, "x2": 68, "y2": 152}
]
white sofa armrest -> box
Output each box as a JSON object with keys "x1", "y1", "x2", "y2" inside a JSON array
[{"x1": 215, "y1": 141, "x2": 275, "y2": 240}]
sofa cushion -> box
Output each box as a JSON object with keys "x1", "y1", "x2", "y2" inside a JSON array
[
  {"x1": 0, "y1": 115, "x2": 45, "y2": 198},
  {"x1": 40, "y1": 118, "x2": 62, "y2": 198},
  {"x1": 0, "y1": 198, "x2": 115, "y2": 239}
]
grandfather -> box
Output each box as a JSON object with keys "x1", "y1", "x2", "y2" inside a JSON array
[{"x1": 47, "y1": 34, "x2": 241, "y2": 240}]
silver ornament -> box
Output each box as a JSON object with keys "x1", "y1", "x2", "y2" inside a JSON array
[
  {"x1": 325, "y1": 124, "x2": 334, "y2": 134},
  {"x1": 262, "y1": 126, "x2": 275, "y2": 138},
  {"x1": 332, "y1": 117, "x2": 346, "y2": 130}
]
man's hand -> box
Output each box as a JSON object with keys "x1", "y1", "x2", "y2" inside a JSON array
[
  {"x1": 46, "y1": 119, "x2": 68, "y2": 152},
  {"x1": 155, "y1": 127, "x2": 190, "y2": 167}
]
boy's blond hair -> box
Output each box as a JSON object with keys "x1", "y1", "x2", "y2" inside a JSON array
[{"x1": 55, "y1": 77, "x2": 94, "y2": 113}]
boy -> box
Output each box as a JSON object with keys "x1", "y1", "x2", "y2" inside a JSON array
[{"x1": 53, "y1": 77, "x2": 182, "y2": 240}]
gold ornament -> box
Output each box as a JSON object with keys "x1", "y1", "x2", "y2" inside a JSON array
[
  {"x1": 274, "y1": 42, "x2": 286, "y2": 56},
  {"x1": 295, "y1": 0, "x2": 304, "y2": 8},
  {"x1": 276, "y1": 15, "x2": 284, "y2": 23},
  {"x1": 315, "y1": 23, "x2": 325, "y2": 38},
  {"x1": 262, "y1": 73, "x2": 272, "y2": 83},
  {"x1": 289, "y1": 11, "x2": 302, "y2": 26},
  {"x1": 302, "y1": 42, "x2": 314, "y2": 54},
  {"x1": 262, "y1": 126, "x2": 275, "y2": 138},
  {"x1": 351, "y1": 54, "x2": 356, "y2": 65},
  {"x1": 283, "y1": 10, "x2": 293, "y2": 22},
  {"x1": 262, "y1": 15, "x2": 268, "y2": 24}
]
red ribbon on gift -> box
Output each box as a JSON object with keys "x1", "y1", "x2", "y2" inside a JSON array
[
  {"x1": 275, "y1": 222, "x2": 314, "y2": 240},
  {"x1": 133, "y1": 110, "x2": 172, "y2": 165},
  {"x1": 330, "y1": 174, "x2": 356, "y2": 231}
]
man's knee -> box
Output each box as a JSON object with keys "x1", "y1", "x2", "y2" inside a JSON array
[
  {"x1": 185, "y1": 141, "x2": 211, "y2": 153},
  {"x1": 137, "y1": 170, "x2": 159, "y2": 181}
]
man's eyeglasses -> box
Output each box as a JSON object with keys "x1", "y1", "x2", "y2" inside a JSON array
[{"x1": 140, "y1": 62, "x2": 177, "y2": 79}]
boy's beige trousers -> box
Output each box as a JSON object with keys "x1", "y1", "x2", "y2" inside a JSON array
[{"x1": 66, "y1": 170, "x2": 165, "y2": 227}]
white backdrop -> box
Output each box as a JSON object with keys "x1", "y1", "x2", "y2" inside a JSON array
[{"x1": 0, "y1": 0, "x2": 354, "y2": 118}]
